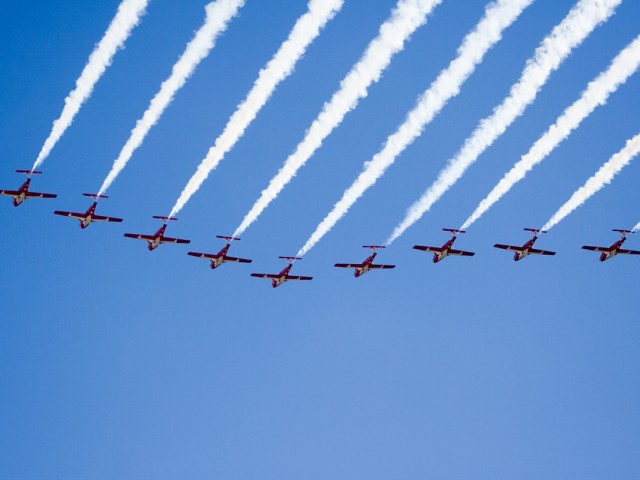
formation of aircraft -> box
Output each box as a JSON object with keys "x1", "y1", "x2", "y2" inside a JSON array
[
  {"x1": 188, "y1": 235, "x2": 252, "y2": 269},
  {"x1": 494, "y1": 228, "x2": 556, "y2": 261},
  {"x1": 124, "y1": 216, "x2": 191, "y2": 251},
  {"x1": 54, "y1": 194, "x2": 123, "y2": 229},
  {"x1": 251, "y1": 257, "x2": 313, "y2": 288},
  {"x1": 413, "y1": 228, "x2": 475, "y2": 263},
  {"x1": 0, "y1": 170, "x2": 57, "y2": 207},
  {"x1": 2, "y1": 171, "x2": 638, "y2": 283},
  {"x1": 335, "y1": 245, "x2": 396, "y2": 277},
  {"x1": 582, "y1": 229, "x2": 640, "y2": 261}
]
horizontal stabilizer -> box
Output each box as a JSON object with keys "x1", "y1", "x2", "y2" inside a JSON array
[
  {"x1": 153, "y1": 216, "x2": 177, "y2": 221},
  {"x1": 16, "y1": 170, "x2": 41, "y2": 175},
  {"x1": 524, "y1": 228, "x2": 546, "y2": 234},
  {"x1": 83, "y1": 193, "x2": 109, "y2": 199},
  {"x1": 278, "y1": 256, "x2": 302, "y2": 261},
  {"x1": 363, "y1": 245, "x2": 385, "y2": 249},
  {"x1": 217, "y1": 235, "x2": 240, "y2": 241},
  {"x1": 613, "y1": 229, "x2": 634, "y2": 235},
  {"x1": 443, "y1": 228, "x2": 465, "y2": 234}
]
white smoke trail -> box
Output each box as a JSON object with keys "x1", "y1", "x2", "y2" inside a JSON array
[
  {"x1": 542, "y1": 133, "x2": 640, "y2": 231},
  {"x1": 97, "y1": 0, "x2": 244, "y2": 196},
  {"x1": 168, "y1": 0, "x2": 344, "y2": 217},
  {"x1": 633, "y1": 222, "x2": 640, "y2": 232},
  {"x1": 297, "y1": 0, "x2": 532, "y2": 256},
  {"x1": 461, "y1": 34, "x2": 640, "y2": 230},
  {"x1": 32, "y1": 0, "x2": 149, "y2": 170},
  {"x1": 386, "y1": 0, "x2": 621, "y2": 244},
  {"x1": 233, "y1": 0, "x2": 441, "y2": 237}
]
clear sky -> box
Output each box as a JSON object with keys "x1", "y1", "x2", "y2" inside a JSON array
[{"x1": 1, "y1": 1, "x2": 639, "y2": 478}]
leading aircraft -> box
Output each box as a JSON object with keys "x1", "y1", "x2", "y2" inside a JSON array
[
  {"x1": 124, "y1": 216, "x2": 190, "y2": 251},
  {"x1": 494, "y1": 228, "x2": 556, "y2": 261},
  {"x1": 188, "y1": 236, "x2": 252, "y2": 269},
  {"x1": 334, "y1": 245, "x2": 395, "y2": 277},
  {"x1": 413, "y1": 228, "x2": 475, "y2": 263},
  {"x1": 0, "y1": 170, "x2": 57, "y2": 207},
  {"x1": 54, "y1": 194, "x2": 123, "y2": 229},
  {"x1": 250, "y1": 257, "x2": 313, "y2": 288},
  {"x1": 582, "y1": 229, "x2": 640, "y2": 262}
]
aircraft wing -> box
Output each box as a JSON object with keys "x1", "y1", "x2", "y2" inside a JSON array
[
  {"x1": 91, "y1": 214, "x2": 123, "y2": 223},
  {"x1": 250, "y1": 273, "x2": 281, "y2": 279},
  {"x1": 369, "y1": 264, "x2": 395, "y2": 269},
  {"x1": 124, "y1": 233, "x2": 156, "y2": 241},
  {"x1": 223, "y1": 255, "x2": 252, "y2": 264},
  {"x1": 529, "y1": 248, "x2": 556, "y2": 256},
  {"x1": 413, "y1": 245, "x2": 441, "y2": 253},
  {"x1": 334, "y1": 263, "x2": 363, "y2": 268},
  {"x1": 494, "y1": 244, "x2": 523, "y2": 252},
  {"x1": 448, "y1": 248, "x2": 475, "y2": 257},
  {"x1": 616, "y1": 248, "x2": 640, "y2": 255},
  {"x1": 285, "y1": 275, "x2": 313, "y2": 281},
  {"x1": 54, "y1": 210, "x2": 86, "y2": 220},
  {"x1": 25, "y1": 191, "x2": 57, "y2": 199},
  {"x1": 581, "y1": 245, "x2": 610, "y2": 252},
  {"x1": 188, "y1": 252, "x2": 218, "y2": 260},
  {"x1": 0, "y1": 189, "x2": 19, "y2": 197},
  {"x1": 160, "y1": 236, "x2": 190, "y2": 245}
]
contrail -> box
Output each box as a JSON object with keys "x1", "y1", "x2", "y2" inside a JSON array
[
  {"x1": 32, "y1": 0, "x2": 149, "y2": 171},
  {"x1": 386, "y1": 0, "x2": 621, "y2": 244},
  {"x1": 297, "y1": 0, "x2": 532, "y2": 256},
  {"x1": 542, "y1": 133, "x2": 640, "y2": 231},
  {"x1": 97, "y1": 0, "x2": 244, "y2": 196},
  {"x1": 168, "y1": 0, "x2": 344, "y2": 218},
  {"x1": 461, "y1": 34, "x2": 640, "y2": 230},
  {"x1": 233, "y1": 0, "x2": 442, "y2": 237}
]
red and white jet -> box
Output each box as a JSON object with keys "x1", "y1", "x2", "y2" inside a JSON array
[
  {"x1": 582, "y1": 229, "x2": 640, "y2": 262},
  {"x1": 413, "y1": 228, "x2": 475, "y2": 263},
  {"x1": 0, "y1": 170, "x2": 57, "y2": 207},
  {"x1": 494, "y1": 228, "x2": 556, "y2": 261},
  {"x1": 250, "y1": 257, "x2": 313, "y2": 288},
  {"x1": 124, "y1": 216, "x2": 190, "y2": 251},
  {"x1": 334, "y1": 245, "x2": 395, "y2": 277},
  {"x1": 54, "y1": 194, "x2": 123, "y2": 229},
  {"x1": 188, "y1": 236, "x2": 252, "y2": 269}
]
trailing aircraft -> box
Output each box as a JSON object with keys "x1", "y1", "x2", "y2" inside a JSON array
[
  {"x1": 334, "y1": 245, "x2": 395, "y2": 277},
  {"x1": 494, "y1": 228, "x2": 556, "y2": 261}
]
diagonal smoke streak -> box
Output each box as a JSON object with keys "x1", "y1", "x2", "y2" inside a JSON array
[
  {"x1": 542, "y1": 133, "x2": 640, "y2": 231},
  {"x1": 461, "y1": 35, "x2": 640, "y2": 230},
  {"x1": 386, "y1": 0, "x2": 621, "y2": 244},
  {"x1": 168, "y1": 0, "x2": 344, "y2": 218},
  {"x1": 297, "y1": 0, "x2": 532, "y2": 256},
  {"x1": 32, "y1": 0, "x2": 149, "y2": 170},
  {"x1": 98, "y1": 0, "x2": 244, "y2": 196},
  {"x1": 233, "y1": 0, "x2": 442, "y2": 237},
  {"x1": 634, "y1": 222, "x2": 640, "y2": 232}
]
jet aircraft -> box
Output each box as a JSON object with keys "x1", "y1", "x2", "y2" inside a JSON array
[
  {"x1": 494, "y1": 228, "x2": 556, "y2": 261},
  {"x1": 582, "y1": 229, "x2": 640, "y2": 261},
  {"x1": 413, "y1": 228, "x2": 475, "y2": 263},
  {"x1": 250, "y1": 257, "x2": 313, "y2": 288},
  {"x1": 0, "y1": 170, "x2": 57, "y2": 206},
  {"x1": 124, "y1": 216, "x2": 190, "y2": 251},
  {"x1": 334, "y1": 245, "x2": 395, "y2": 277},
  {"x1": 188, "y1": 236, "x2": 252, "y2": 269},
  {"x1": 54, "y1": 194, "x2": 123, "y2": 229}
]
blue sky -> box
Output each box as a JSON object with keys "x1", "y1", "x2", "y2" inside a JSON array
[{"x1": 1, "y1": 0, "x2": 639, "y2": 478}]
